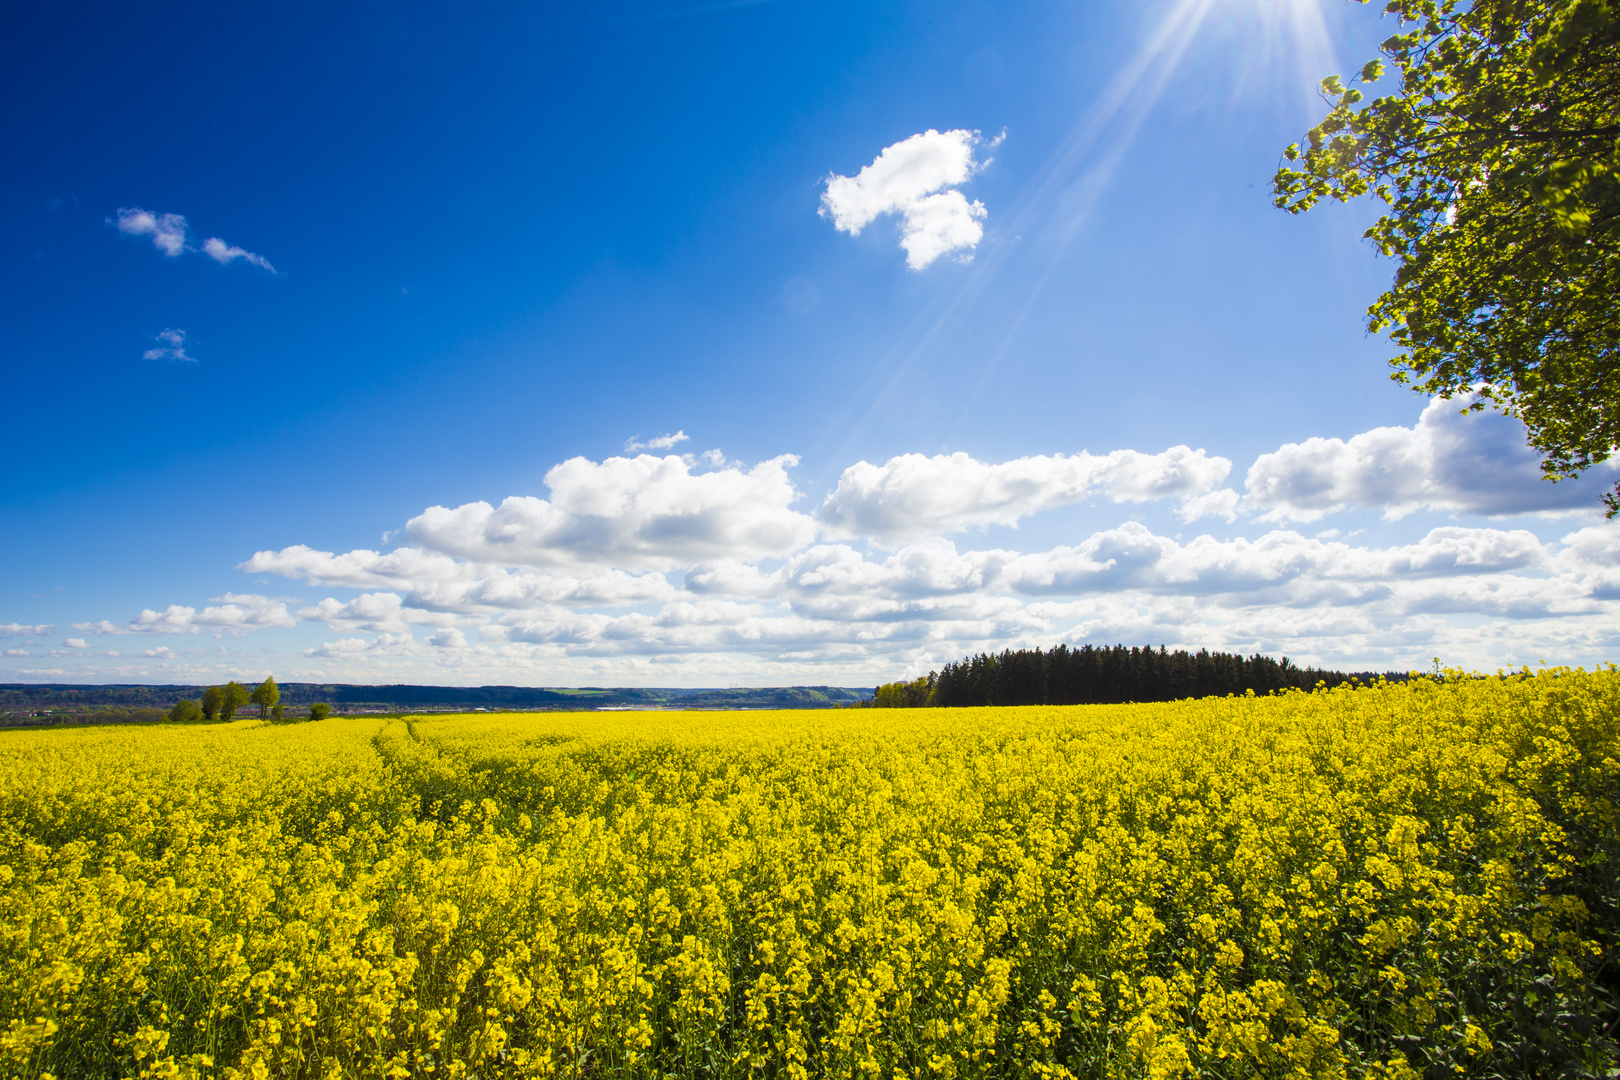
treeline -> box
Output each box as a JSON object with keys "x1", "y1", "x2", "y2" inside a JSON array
[
  {"x1": 3, "y1": 676, "x2": 336, "y2": 728},
  {"x1": 164, "y1": 677, "x2": 331, "y2": 724},
  {"x1": 861, "y1": 644, "x2": 1407, "y2": 708},
  {"x1": 0, "y1": 682, "x2": 872, "y2": 712}
]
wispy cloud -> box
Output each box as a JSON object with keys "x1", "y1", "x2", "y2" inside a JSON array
[
  {"x1": 0, "y1": 623, "x2": 53, "y2": 637},
  {"x1": 114, "y1": 206, "x2": 275, "y2": 272},
  {"x1": 201, "y1": 236, "x2": 275, "y2": 272},
  {"x1": 821, "y1": 129, "x2": 995, "y2": 269},
  {"x1": 142, "y1": 328, "x2": 195, "y2": 362},
  {"x1": 624, "y1": 430, "x2": 690, "y2": 452}
]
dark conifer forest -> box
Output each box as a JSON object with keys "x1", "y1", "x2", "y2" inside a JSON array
[{"x1": 867, "y1": 644, "x2": 1405, "y2": 708}]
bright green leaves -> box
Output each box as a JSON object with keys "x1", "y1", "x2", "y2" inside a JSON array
[{"x1": 1277, "y1": 0, "x2": 1620, "y2": 513}]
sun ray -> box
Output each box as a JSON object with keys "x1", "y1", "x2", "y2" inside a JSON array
[{"x1": 821, "y1": 0, "x2": 1352, "y2": 466}]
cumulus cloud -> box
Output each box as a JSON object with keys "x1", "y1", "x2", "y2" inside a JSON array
[
  {"x1": 241, "y1": 544, "x2": 467, "y2": 589},
  {"x1": 114, "y1": 206, "x2": 274, "y2": 271},
  {"x1": 143, "y1": 328, "x2": 194, "y2": 362},
  {"x1": 0, "y1": 623, "x2": 52, "y2": 637},
  {"x1": 624, "y1": 431, "x2": 689, "y2": 452},
  {"x1": 821, "y1": 129, "x2": 991, "y2": 269},
  {"x1": 304, "y1": 632, "x2": 419, "y2": 660},
  {"x1": 78, "y1": 593, "x2": 297, "y2": 636},
  {"x1": 405, "y1": 453, "x2": 816, "y2": 570},
  {"x1": 50, "y1": 395, "x2": 1620, "y2": 683},
  {"x1": 405, "y1": 517, "x2": 1608, "y2": 669},
  {"x1": 817, "y1": 446, "x2": 1231, "y2": 544},
  {"x1": 1245, "y1": 395, "x2": 1618, "y2": 521},
  {"x1": 297, "y1": 592, "x2": 460, "y2": 634},
  {"x1": 116, "y1": 207, "x2": 187, "y2": 256},
  {"x1": 202, "y1": 236, "x2": 275, "y2": 272},
  {"x1": 429, "y1": 627, "x2": 468, "y2": 649},
  {"x1": 995, "y1": 523, "x2": 1548, "y2": 600},
  {"x1": 407, "y1": 568, "x2": 678, "y2": 611}
]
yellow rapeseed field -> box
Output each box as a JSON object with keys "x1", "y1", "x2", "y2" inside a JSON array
[{"x1": 1, "y1": 671, "x2": 1616, "y2": 1079}]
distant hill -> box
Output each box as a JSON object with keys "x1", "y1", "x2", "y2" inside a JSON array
[{"x1": 0, "y1": 682, "x2": 873, "y2": 722}]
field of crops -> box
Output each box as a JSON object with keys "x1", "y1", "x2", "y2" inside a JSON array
[{"x1": 1, "y1": 672, "x2": 1616, "y2": 1080}]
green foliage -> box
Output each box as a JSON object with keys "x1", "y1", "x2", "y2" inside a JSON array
[
  {"x1": 249, "y1": 676, "x2": 280, "y2": 720},
  {"x1": 870, "y1": 676, "x2": 934, "y2": 707},
  {"x1": 218, "y1": 681, "x2": 250, "y2": 723},
  {"x1": 308, "y1": 703, "x2": 332, "y2": 722},
  {"x1": 1275, "y1": 0, "x2": 1620, "y2": 510},
  {"x1": 167, "y1": 699, "x2": 202, "y2": 724},
  {"x1": 199, "y1": 686, "x2": 223, "y2": 723}
]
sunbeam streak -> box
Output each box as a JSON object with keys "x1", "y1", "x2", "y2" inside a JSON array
[{"x1": 822, "y1": 0, "x2": 1344, "y2": 464}]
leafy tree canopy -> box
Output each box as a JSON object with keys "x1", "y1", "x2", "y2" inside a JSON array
[
  {"x1": 219, "y1": 681, "x2": 251, "y2": 722},
  {"x1": 1275, "y1": 0, "x2": 1620, "y2": 509},
  {"x1": 250, "y1": 676, "x2": 280, "y2": 719},
  {"x1": 200, "y1": 685, "x2": 224, "y2": 722}
]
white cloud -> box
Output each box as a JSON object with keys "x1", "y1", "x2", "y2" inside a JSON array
[
  {"x1": 821, "y1": 129, "x2": 990, "y2": 269},
  {"x1": 995, "y1": 523, "x2": 1548, "y2": 599},
  {"x1": 51, "y1": 397, "x2": 1620, "y2": 684},
  {"x1": 304, "y1": 632, "x2": 419, "y2": 660},
  {"x1": 429, "y1": 627, "x2": 468, "y2": 649},
  {"x1": 3, "y1": 648, "x2": 28, "y2": 657},
  {"x1": 1176, "y1": 488, "x2": 1241, "y2": 523},
  {"x1": 63, "y1": 638, "x2": 88, "y2": 648},
  {"x1": 1245, "y1": 395, "x2": 1618, "y2": 521},
  {"x1": 408, "y1": 568, "x2": 678, "y2": 611},
  {"x1": 116, "y1": 207, "x2": 188, "y2": 256},
  {"x1": 297, "y1": 592, "x2": 459, "y2": 633},
  {"x1": 817, "y1": 446, "x2": 1231, "y2": 545},
  {"x1": 624, "y1": 431, "x2": 689, "y2": 452},
  {"x1": 114, "y1": 593, "x2": 296, "y2": 636},
  {"x1": 245, "y1": 544, "x2": 680, "y2": 615},
  {"x1": 241, "y1": 544, "x2": 467, "y2": 589},
  {"x1": 0, "y1": 623, "x2": 52, "y2": 637},
  {"x1": 143, "y1": 328, "x2": 194, "y2": 362},
  {"x1": 114, "y1": 207, "x2": 274, "y2": 271},
  {"x1": 70, "y1": 620, "x2": 127, "y2": 635},
  {"x1": 202, "y1": 236, "x2": 275, "y2": 272},
  {"x1": 404, "y1": 453, "x2": 816, "y2": 570}
]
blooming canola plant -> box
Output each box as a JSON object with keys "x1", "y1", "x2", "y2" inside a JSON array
[{"x1": 0, "y1": 671, "x2": 1615, "y2": 1078}]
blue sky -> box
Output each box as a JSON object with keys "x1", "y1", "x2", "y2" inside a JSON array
[{"x1": 3, "y1": 0, "x2": 1615, "y2": 687}]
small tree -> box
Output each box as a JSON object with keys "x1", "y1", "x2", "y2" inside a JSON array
[
  {"x1": 872, "y1": 676, "x2": 934, "y2": 708},
  {"x1": 250, "y1": 675, "x2": 280, "y2": 720},
  {"x1": 309, "y1": 703, "x2": 332, "y2": 722},
  {"x1": 168, "y1": 699, "x2": 202, "y2": 724},
  {"x1": 200, "y1": 685, "x2": 224, "y2": 722},
  {"x1": 272, "y1": 704, "x2": 285, "y2": 721},
  {"x1": 219, "y1": 681, "x2": 250, "y2": 722}
]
